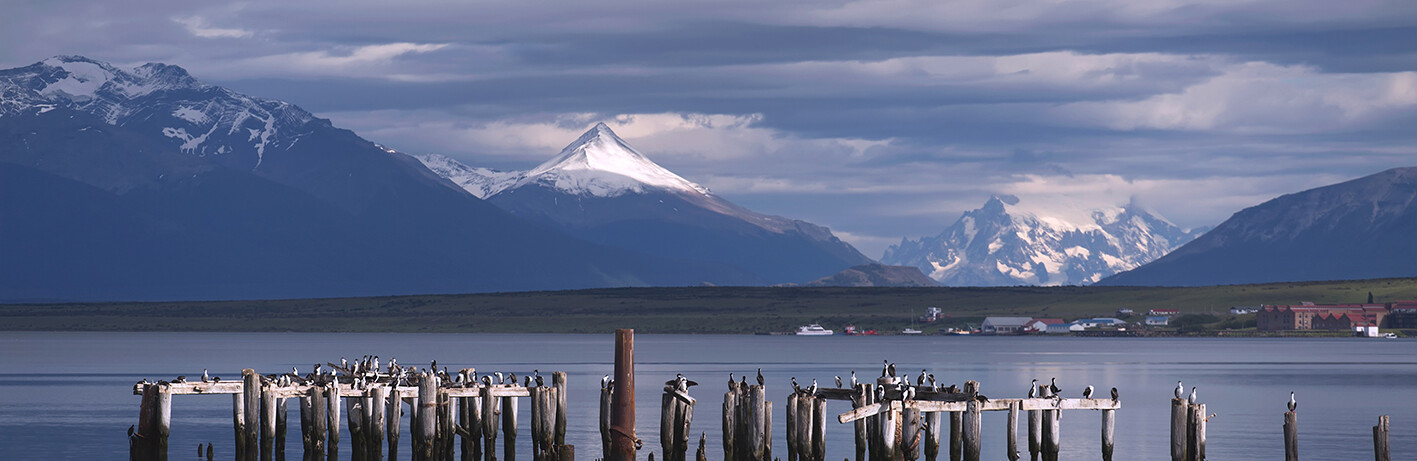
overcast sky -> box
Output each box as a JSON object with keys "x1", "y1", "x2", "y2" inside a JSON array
[{"x1": 5, "y1": 0, "x2": 1417, "y2": 257}]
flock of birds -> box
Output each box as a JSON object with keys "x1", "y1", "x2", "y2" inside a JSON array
[{"x1": 138, "y1": 355, "x2": 556, "y2": 391}]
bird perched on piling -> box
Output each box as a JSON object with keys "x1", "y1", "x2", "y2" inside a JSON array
[
  {"x1": 927, "y1": 373, "x2": 936, "y2": 388},
  {"x1": 1188, "y1": 387, "x2": 1197, "y2": 405},
  {"x1": 1028, "y1": 379, "x2": 1037, "y2": 398},
  {"x1": 728, "y1": 373, "x2": 735, "y2": 389},
  {"x1": 835, "y1": 376, "x2": 843, "y2": 388},
  {"x1": 808, "y1": 378, "x2": 819, "y2": 396},
  {"x1": 534, "y1": 369, "x2": 544, "y2": 387},
  {"x1": 850, "y1": 370, "x2": 858, "y2": 388},
  {"x1": 175, "y1": 375, "x2": 186, "y2": 383},
  {"x1": 756, "y1": 368, "x2": 765, "y2": 386},
  {"x1": 1111, "y1": 387, "x2": 1119, "y2": 403},
  {"x1": 201, "y1": 369, "x2": 210, "y2": 383},
  {"x1": 888, "y1": 362, "x2": 897, "y2": 379},
  {"x1": 1288, "y1": 392, "x2": 1297, "y2": 412},
  {"x1": 1049, "y1": 377, "x2": 1061, "y2": 395},
  {"x1": 791, "y1": 377, "x2": 802, "y2": 394},
  {"x1": 917, "y1": 369, "x2": 927, "y2": 386},
  {"x1": 1082, "y1": 385, "x2": 1094, "y2": 399},
  {"x1": 494, "y1": 372, "x2": 504, "y2": 385},
  {"x1": 1175, "y1": 381, "x2": 1183, "y2": 399}
]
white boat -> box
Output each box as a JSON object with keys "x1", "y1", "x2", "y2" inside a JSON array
[
  {"x1": 901, "y1": 328, "x2": 923, "y2": 335},
  {"x1": 796, "y1": 324, "x2": 834, "y2": 336},
  {"x1": 1383, "y1": 333, "x2": 1398, "y2": 339}
]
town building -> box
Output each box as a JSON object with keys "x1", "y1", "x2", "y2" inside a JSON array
[
  {"x1": 981, "y1": 317, "x2": 1033, "y2": 335},
  {"x1": 1229, "y1": 306, "x2": 1260, "y2": 315},
  {"x1": 1148, "y1": 308, "x2": 1180, "y2": 317},
  {"x1": 1145, "y1": 316, "x2": 1169, "y2": 326},
  {"x1": 1023, "y1": 318, "x2": 1064, "y2": 333},
  {"x1": 1257, "y1": 304, "x2": 1390, "y2": 331},
  {"x1": 1387, "y1": 301, "x2": 1417, "y2": 329},
  {"x1": 1074, "y1": 318, "x2": 1127, "y2": 328},
  {"x1": 1046, "y1": 322, "x2": 1085, "y2": 334}
]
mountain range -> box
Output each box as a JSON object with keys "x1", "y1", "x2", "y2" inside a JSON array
[
  {"x1": 1101, "y1": 167, "x2": 1417, "y2": 286},
  {"x1": 415, "y1": 123, "x2": 873, "y2": 284},
  {"x1": 0, "y1": 56, "x2": 772, "y2": 301},
  {"x1": 881, "y1": 195, "x2": 1206, "y2": 286}
]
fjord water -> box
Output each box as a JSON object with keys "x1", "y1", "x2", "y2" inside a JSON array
[{"x1": 2, "y1": 332, "x2": 1412, "y2": 460}]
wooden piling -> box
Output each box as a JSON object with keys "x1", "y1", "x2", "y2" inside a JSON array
[
  {"x1": 854, "y1": 387, "x2": 869, "y2": 461},
  {"x1": 1187, "y1": 404, "x2": 1205, "y2": 461},
  {"x1": 1170, "y1": 399, "x2": 1186, "y2": 461},
  {"x1": 482, "y1": 386, "x2": 499, "y2": 461},
  {"x1": 1100, "y1": 408, "x2": 1114, "y2": 461},
  {"x1": 388, "y1": 392, "x2": 403, "y2": 461},
  {"x1": 1373, "y1": 414, "x2": 1389, "y2": 461},
  {"x1": 329, "y1": 383, "x2": 342, "y2": 461},
  {"x1": 882, "y1": 400, "x2": 900, "y2": 461},
  {"x1": 681, "y1": 389, "x2": 696, "y2": 461},
  {"x1": 1040, "y1": 386, "x2": 1057, "y2": 461},
  {"x1": 312, "y1": 388, "x2": 329, "y2": 461},
  {"x1": 961, "y1": 381, "x2": 981, "y2": 461},
  {"x1": 503, "y1": 393, "x2": 518, "y2": 461},
  {"x1": 263, "y1": 382, "x2": 278, "y2": 461},
  {"x1": 441, "y1": 390, "x2": 456, "y2": 461},
  {"x1": 603, "y1": 383, "x2": 615, "y2": 461},
  {"x1": 786, "y1": 393, "x2": 799, "y2": 461},
  {"x1": 237, "y1": 390, "x2": 249, "y2": 461},
  {"x1": 278, "y1": 398, "x2": 289, "y2": 461},
  {"x1": 750, "y1": 386, "x2": 768, "y2": 461},
  {"x1": 371, "y1": 387, "x2": 386, "y2": 461},
  {"x1": 812, "y1": 395, "x2": 826, "y2": 461},
  {"x1": 948, "y1": 411, "x2": 961, "y2": 461},
  {"x1": 1026, "y1": 387, "x2": 1039, "y2": 461},
  {"x1": 1006, "y1": 400, "x2": 1019, "y2": 461},
  {"x1": 901, "y1": 405, "x2": 921, "y2": 461},
  {"x1": 417, "y1": 374, "x2": 438, "y2": 461},
  {"x1": 349, "y1": 391, "x2": 366, "y2": 461},
  {"x1": 301, "y1": 396, "x2": 314, "y2": 461},
  {"x1": 245, "y1": 370, "x2": 262, "y2": 461},
  {"x1": 662, "y1": 390, "x2": 675, "y2": 461},
  {"x1": 1283, "y1": 411, "x2": 1297, "y2": 461},
  {"x1": 610, "y1": 329, "x2": 637, "y2": 461},
  {"x1": 553, "y1": 372, "x2": 568, "y2": 448},
  {"x1": 764, "y1": 399, "x2": 773, "y2": 461}
]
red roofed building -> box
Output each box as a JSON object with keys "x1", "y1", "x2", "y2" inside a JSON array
[
  {"x1": 1257, "y1": 304, "x2": 1390, "y2": 331},
  {"x1": 1023, "y1": 318, "x2": 1065, "y2": 333}
]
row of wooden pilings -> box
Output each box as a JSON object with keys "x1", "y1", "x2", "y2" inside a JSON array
[{"x1": 131, "y1": 367, "x2": 570, "y2": 461}]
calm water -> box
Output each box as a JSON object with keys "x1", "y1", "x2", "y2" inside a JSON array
[{"x1": 1, "y1": 332, "x2": 1413, "y2": 460}]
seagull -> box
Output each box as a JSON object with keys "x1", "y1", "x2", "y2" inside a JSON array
[
  {"x1": 1288, "y1": 392, "x2": 1297, "y2": 412},
  {"x1": 1175, "y1": 381, "x2": 1184, "y2": 399},
  {"x1": 1049, "y1": 377, "x2": 1061, "y2": 395},
  {"x1": 1028, "y1": 379, "x2": 1037, "y2": 398},
  {"x1": 202, "y1": 369, "x2": 210, "y2": 383},
  {"x1": 1111, "y1": 387, "x2": 1119, "y2": 403},
  {"x1": 1188, "y1": 387, "x2": 1197, "y2": 405},
  {"x1": 1082, "y1": 385, "x2": 1094, "y2": 399},
  {"x1": 756, "y1": 368, "x2": 764, "y2": 386}
]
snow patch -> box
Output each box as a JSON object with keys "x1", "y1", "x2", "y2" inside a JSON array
[
  {"x1": 39, "y1": 58, "x2": 114, "y2": 100},
  {"x1": 172, "y1": 106, "x2": 209, "y2": 125}
]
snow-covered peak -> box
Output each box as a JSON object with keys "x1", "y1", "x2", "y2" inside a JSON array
[
  {"x1": 514, "y1": 122, "x2": 711, "y2": 197},
  {"x1": 415, "y1": 153, "x2": 521, "y2": 199}
]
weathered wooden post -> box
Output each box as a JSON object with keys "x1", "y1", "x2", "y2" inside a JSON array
[
  {"x1": 388, "y1": 391, "x2": 403, "y2": 461},
  {"x1": 610, "y1": 329, "x2": 637, "y2": 461},
  {"x1": 441, "y1": 390, "x2": 456, "y2": 461},
  {"x1": 482, "y1": 385, "x2": 499, "y2": 461},
  {"x1": 1170, "y1": 398, "x2": 1187, "y2": 461},
  {"x1": 553, "y1": 372, "x2": 568, "y2": 449},
  {"x1": 329, "y1": 382, "x2": 342, "y2": 461},
  {"x1": 1006, "y1": 400, "x2": 1019, "y2": 461},
  {"x1": 313, "y1": 388, "x2": 329, "y2": 461},
  {"x1": 948, "y1": 410, "x2": 961, "y2": 461},
  {"x1": 263, "y1": 382, "x2": 278, "y2": 461},
  {"x1": 854, "y1": 386, "x2": 870, "y2": 461},
  {"x1": 901, "y1": 404, "x2": 921, "y2": 461},
  {"x1": 370, "y1": 386, "x2": 386, "y2": 461},
  {"x1": 882, "y1": 399, "x2": 900, "y2": 461},
  {"x1": 503, "y1": 390, "x2": 518, "y2": 461},
  {"x1": 1040, "y1": 386, "x2": 1057, "y2": 461},
  {"x1": 662, "y1": 389, "x2": 676, "y2": 461},
  {"x1": 245, "y1": 370, "x2": 263, "y2": 461},
  {"x1": 349, "y1": 390, "x2": 366, "y2": 461},
  {"x1": 1283, "y1": 410, "x2": 1298, "y2": 461},
  {"x1": 925, "y1": 408, "x2": 941, "y2": 461},
  {"x1": 1100, "y1": 406, "x2": 1114, "y2": 461},
  {"x1": 301, "y1": 394, "x2": 314, "y2": 461},
  {"x1": 786, "y1": 392, "x2": 799, "y2": 461},
  {"x1": 604, "y1": 379, "x2": 615, "y2": 461},
  {"x1": 1373, "y1": 414, "x2": 1390, "y2": 461},
  {"x1": 681, "y1": 389, "x2": 696, "y2": 461},
  {"x1": 863, "y1": 384, "x2": 877, "y2": 461},
  {"x1": 1027, "y1": 386, "x2": 1040, "y2": 461},
  {"x1": 1187, "y1": 403, "x2": 1205, "y2": 461},
  {"x1": 811, "y1": 395, "x2": 826, "y2": 461},
  {"x1": 134, "y1": 382, "x2": 172, "y2": 461},
  {"x1": 750, "y1": 385, "x2": 768, "y2": 461},
  {"x1": 961, "y1": 381, "x2": 981, "y2": 461},
  {"x1": 459, "y1": 391, "x2": 480, "y2": 461},
  {"x1": 278, "y1": 397, "x2": 290, "y2": 461},
  {"x1": 417, "y1": 373, "x2": 438, "y2": 461},
  {"x1": 237, "y1": 387, "x2": 249, "y2": 461}
]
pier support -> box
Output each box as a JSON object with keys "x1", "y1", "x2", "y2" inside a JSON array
[
  {"x1": 609, "y1": 329, "x2": 637, "y2": 461},
  {"x1": 1374, "y1": 414, "x2": 1389, "y2": 461},
  {"x1": 1284, "y1": 411, "x2": 1298, "y2": 461}
]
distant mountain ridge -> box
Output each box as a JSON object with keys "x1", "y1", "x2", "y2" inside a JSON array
[
  {"x1": 1102, "y1": 167, "x2": 1417, "y2": 286},
  {"x1": 805, "y1": 264, "x2": 937, "y2": 287},
  {"x1": 0, "y1": 56, "x2": 758, "y2": 301},
  {"x1": 416, "y1": 123, "x2": 874, "y2": 284},
  {"x1": 882, "y1": 195, "x2": 1206, "y2": 286}
]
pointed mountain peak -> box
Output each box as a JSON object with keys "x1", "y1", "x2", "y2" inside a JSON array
[{"x1": 513, "y1": 123, "x2": 710, "y2": 197}]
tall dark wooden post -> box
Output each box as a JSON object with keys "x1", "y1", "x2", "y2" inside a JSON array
[{"x1": 610, "y1": 329, "x2": 637, "y2": 461}]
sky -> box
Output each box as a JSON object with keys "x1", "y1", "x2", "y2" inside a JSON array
[{"x1": 5, "y1": 0, "x2": 1417, "y2": 258}]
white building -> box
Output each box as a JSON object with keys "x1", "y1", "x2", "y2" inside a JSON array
[
  {"x1": 981, "y1": 317, "x2": 1033, "y2": 335},
  {"x1": 1046, "y1": 323, "x2": 1085, "y2": 334}
]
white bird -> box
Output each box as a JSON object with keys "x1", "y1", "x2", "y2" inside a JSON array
[
  {"x1": 1082, "y1": 385, "x2": 1094, "y2": 399},
  {"x1": 850, "y1": 370, "x2": 858, "y2": 388},
  {"x1": 1288, "y1": 392, "x2": 1297, "y2": 412},
  {"x1": 1188, "y1": 387, "x2": 1197, "y2": 405},
  {"x1": 202, "y1": 369, "x2": 210, "y2": 383},
  {"x1": 1175, "y1": 381, "x2": 1184, "y2": 399}
]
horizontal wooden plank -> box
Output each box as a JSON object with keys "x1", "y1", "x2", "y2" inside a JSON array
[
  {"x1": 135, "y1": 382, "x2": 531, "y2": 399},
  {"x1": 837, "y1": 397, "x2": 1119, "y2": 421}
]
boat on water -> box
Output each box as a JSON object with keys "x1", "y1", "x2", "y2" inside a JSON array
[
  {"x1": 901, "y1": 328, "x2": 923, "y2": 335},
  {"x1": 843, "y1": 325, "x2": 879, "y2": 336},
  {"x1": 796, "y1": 324, "x2": 834, "y2": 336},
  {"x1": 1383, "y1": 332, "x2": 1398, "y2": 339},
  {"x1": 947, "y1": 329, "x2": 972, "y2": 336}
]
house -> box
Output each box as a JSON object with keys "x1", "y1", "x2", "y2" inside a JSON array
[
  {"x1": 1229, "y1": 306, "x2": 1260, "y2": 315},
  {"x1": 1257, "y1": 304, "x2": 1390, "y2": 331},
  {"x1": 1074, "y1": 318, "x2": 1126, "y2": 328},
  {"x1": 1145, "y1": 316, "x2": 1169, "y2": 326},
  {"x1": 1148, "y1": 308, "x2": 1180, "y2": 317},
  {"x1": 981, "y1": 317, "x2": 1034, "y2": 335},
  {"x1": 921, "y1": 307, "x2": 943, "y2": 322},
  {"x1": 1023, "y1": 318, "x2": 1065, "y2": 333},
  {"x1": 1046, "y1": 322, "x2": 1085, "y2": 334}
]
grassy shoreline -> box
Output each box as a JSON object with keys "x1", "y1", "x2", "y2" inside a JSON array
[{"x1": 4, "y1": 278, "x2": 1416, "y2": 334}]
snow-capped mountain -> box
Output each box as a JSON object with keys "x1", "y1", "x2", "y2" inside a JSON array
[
  {"x1": 1, "y1": 56, "x2": 756, "y2": 301},
  {"x1": 881, "y1": 195, "x2": 1206, "y2": 286},
  {"x1": 416, "y1": 123, "x2": 873, "y2": 284},
  {"x1": 1103, "y1": 167, "x2": 1417, "y2": 286},
  {"x1": 1, "y1": 56, "x2": 313, "y2": 173}
]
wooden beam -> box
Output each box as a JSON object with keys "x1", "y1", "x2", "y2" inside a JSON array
[{"x1": 134, "y1": 382, "x2": 528, "y2": 399}]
